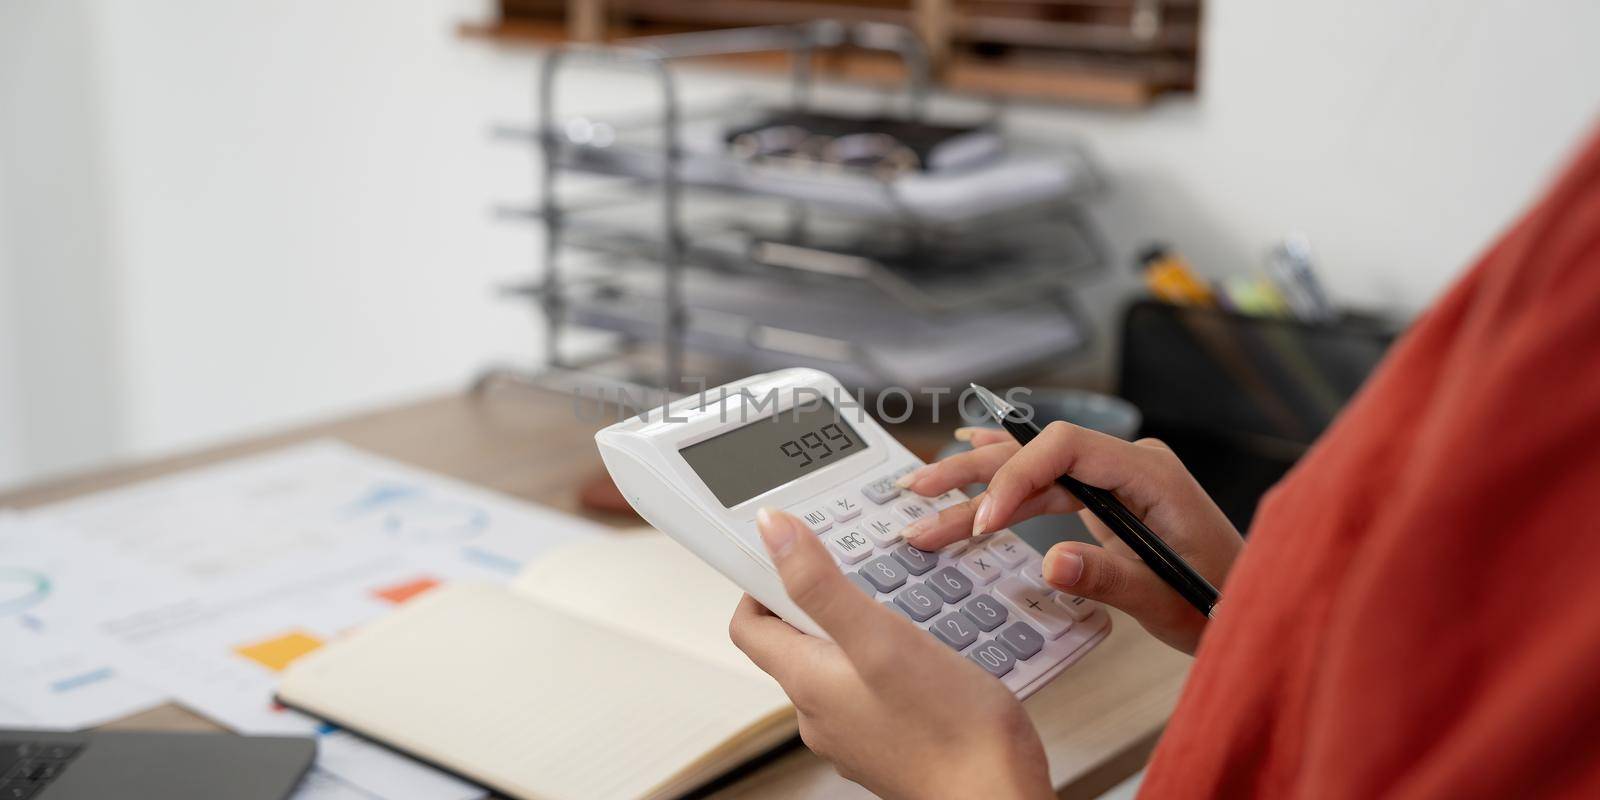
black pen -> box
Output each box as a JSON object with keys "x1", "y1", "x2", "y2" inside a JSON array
[{"x1": 970, "y1": 384, "x2": 1221, "y2": 618}]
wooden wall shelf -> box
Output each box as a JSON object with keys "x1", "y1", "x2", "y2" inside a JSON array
[{"x1": 461, "y1": 1, "x2": 1202, "y2": 109}]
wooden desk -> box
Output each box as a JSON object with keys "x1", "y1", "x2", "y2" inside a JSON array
[{"x1": 0, "y1": 387, "x2": 1191, "y2": 799}]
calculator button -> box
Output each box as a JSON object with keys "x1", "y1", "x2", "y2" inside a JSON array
[
  {"x1": 1054, "y1": 593, "x2": 1096, "y2": 621},
  {"x1": 1018, "y1": 557, "x2": 1051, "y2": 591},
  {"x1": 929, "y1": 489, "x2": 967, "y2": 511},
  {"x1": 864, "y1": 517, "x2": 903, "y2": 547},
  {"x1": 968, "y1": 640, "x2": 1016, "y2": 677},
  {"x1": 947, "y1": 530, "x2": 1002, "y2": 560},
  {"x1": 826, "y1": 495, "x2": 863, "y2": 522},
  {"x1": 996, "y1": 576, "x2": 1073, "y2": 639},
  {"x1": 892, "y1": 499, "x2": 935, "y2": 525},
  {"x1": 960, "y1": 594, "x2": 1008, "y2": 632},
  {"x1": 884, "y1": 602, "x2": 913, "y2": 622},
  {"x1": 926, "y1": 567, "x2": 974, "y2": 604},
  {"x1": 958, "y1": 550, "x2": 1004, "y2": 585},
  {"x1": 847, "y1": 571, "x2": 877, "y2": 595},
  {"x1": 826, "y1": 528, "x2": 874, "y2": 564},
  {"x1": 891, "y1": 543, "x2": 939, "y2": 576},
  {"x1": 796, "y1": 507, "x2": 833, "y2": 534},
  {"x1": 858, "y1": 556, "x2": 909, "y2": 593},
  {"x1": 861, "y1": 476, "x2": 902, "y2": 505},
  {"x1": 983, "y1": 531, "x2": 1032, "y2": 568},
  {"x1": 893, "y1": 584, "x2": 942, "y2": 622},
  {"x1": 929, "y1": 611, "x2": 979, "y2": 651},
  {"x1": 995, "y1": 622, "x2": 1046, "y2": 660}
]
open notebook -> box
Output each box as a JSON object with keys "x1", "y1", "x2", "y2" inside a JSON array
[{"x1": 277, "y1": 532, "x2": 796, "y2": 800}]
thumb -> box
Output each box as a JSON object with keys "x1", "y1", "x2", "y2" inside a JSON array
[
  {"x1": 757, "y1": 507, "x2": 904, "y2": 660},
  {"x1": 1041, "y1": 541, "x2": 1189, "y2": 625}
]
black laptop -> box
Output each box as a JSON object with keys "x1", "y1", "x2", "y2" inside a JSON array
[{"x1": 0, "y1": 729, "x2": 313, "y2": 800}]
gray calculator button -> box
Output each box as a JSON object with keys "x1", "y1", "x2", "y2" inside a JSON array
[
  {"x1": 968, "y1": 640, "x2": 1016, "y2": 677},
  {"x1": 858, "y1": 555, "x2": 909, "y2": 593},
  {"x1": 929, "y1": 611, "x2": 979, "y2": 651},
  {"x1": 884, "y1": 602, "x2": 913, "y2": 622},
  {"x1": 861, "y1": 476, "x2": 902, "y2": 505},
  {"x1": 893, "y1": 584, "x2": 942, "y2": 622},
  {"x1": 927, "y1": 567, "x2": 974, "y2": 603},
  {"x1": 996, "y1": 622, "x2": 1045, "y2": 660},
  {"x1": 960, "y1": 594, "x2": 1008, "y2": 632},
  {"x1": 891, "y1": 543, "x2": 939, "y2": 575},
  {"x1": 847, "y1": 571, "x2": 876, "y2": 595}
]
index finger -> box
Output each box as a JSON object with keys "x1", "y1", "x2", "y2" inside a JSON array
[
  {"x1": 954, "y1": 427, "x2": 1018, "y2": 448},
  {"x1": 974, "y1": 422, "x2": 1170, "y2": 537}
]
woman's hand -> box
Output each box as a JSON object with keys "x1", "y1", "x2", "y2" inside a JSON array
[
  {"x1": 730, "y1": 509, "x2": 1053, "y2": 800},
  {"x1": 897, "y1": 423, "x2": 1243, "y2": 654}
]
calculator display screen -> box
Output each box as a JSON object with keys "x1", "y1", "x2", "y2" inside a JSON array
[{"x1": 679, "y1": 400, "x2": 869, "y2": 507}]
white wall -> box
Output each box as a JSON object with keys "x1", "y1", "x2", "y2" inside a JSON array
[
  {"x1": 0, "y1": 151, "x2": 19, "y2": 485},
  {"x1": 1, "y1": 0, "x2": 1597, "y2": 489},
  {"x1": 90, "y1": 0, "x2": 541, "y2": 457},
  {"x1": 0, "y1": 0, "x2": 123, "y2": 487},
  {"x1": 1002, "y1": 0, "x2": 1600, "y2": 310}
]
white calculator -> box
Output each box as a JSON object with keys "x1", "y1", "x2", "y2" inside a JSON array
[{"x1": 596, "y1": 368, "x2": 1110, "y2": 698}]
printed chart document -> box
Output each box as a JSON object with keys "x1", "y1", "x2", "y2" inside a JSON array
[
  {"x1": 280, "y1": 532, "x2": 797, "y2": 800},
  {"x1": 0, "y1": 514, "x2": 168, "y2": 728},
  {"x1": 5, "y1": 441, "x2": 611, "y2": 800}
]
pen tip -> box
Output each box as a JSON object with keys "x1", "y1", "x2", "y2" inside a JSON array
[{"x1": 968, "y1": 384, "x2": 1013, "y2": 422}]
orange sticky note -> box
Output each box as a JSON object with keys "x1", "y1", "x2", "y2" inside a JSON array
[
  {"x1": 234, "y1": 630, "x2": 324, "y2": 672},
  {"x1": 371, "y1": 576, "x2": 440, "y2": 605}
]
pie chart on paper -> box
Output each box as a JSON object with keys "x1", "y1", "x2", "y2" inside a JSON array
[{"x1": 348, "y1": 483, "x2": 491, "y2": 543}]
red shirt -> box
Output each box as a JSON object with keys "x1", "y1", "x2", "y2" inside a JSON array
[{"x1": 1142, "y1": 127, "x2": 1600, "y2": 798}]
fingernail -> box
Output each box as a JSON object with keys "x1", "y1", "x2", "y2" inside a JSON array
[
  {"x1": 953, "y1": 427, "x2": 982, "y2": 442},
  {"x1": 971, "y1": 496, "x2": 992, "y2": 537},
  {"x1": 902, "y1": 518, "x2": 934, "y2": 544},
  {"x1": 1044, "y1": 551, "x2": 1084, "y2": 587},
  {"x1": 757, "y1": 507, "x2": 798, "y2": 559},
  {"x1": 894, "y1": 465, "x2": 932, "y2": 488}
]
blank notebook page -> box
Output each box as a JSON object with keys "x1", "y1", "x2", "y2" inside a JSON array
[
  {"x1": 511, "y1": 530, "x2": 776, "y2": 678},
  {"x1": 279, "y1": 582, "x2": 792, "y2": 800}
]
